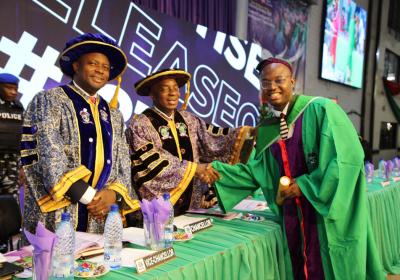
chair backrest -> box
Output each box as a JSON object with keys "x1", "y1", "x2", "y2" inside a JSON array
[{"x1": 0, "y1": 195, "x2": 22, "y2": 242}]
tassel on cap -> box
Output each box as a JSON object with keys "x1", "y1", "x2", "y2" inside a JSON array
[
  {"x1": 182, "y1": 80, "x2": 191, "y2": 111},
  {"x1": 109, "y1": 76, "x2": 122, "y2": 109}
]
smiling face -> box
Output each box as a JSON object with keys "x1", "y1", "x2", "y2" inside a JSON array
[
  {"x1": 260, "y1": 63, "x2": 295, "y2": 111},
  {"x1": 72, "y1": 52, "x2": 110, "y2": 95},
  {"x1": 0, "y1": 83, "x2": 18, "y2": 102},
  {"x1": 150, "y1": 78, "x2": 180, "y2": 116}
]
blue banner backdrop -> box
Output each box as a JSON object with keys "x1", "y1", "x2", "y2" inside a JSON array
[{"x1": 0, "y1": 0, "x2": 305, "y2": 127}]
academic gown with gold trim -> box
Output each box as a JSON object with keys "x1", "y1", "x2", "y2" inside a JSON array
[
  {"x1": 21, "y1": 85, "x2": 139, "y2": 235},
  {"x1": 125, "y1": 108, "x2": 251, "y2": 215}
]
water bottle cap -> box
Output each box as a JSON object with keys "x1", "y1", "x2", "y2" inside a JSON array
[
  {"x1": 163, "y1": 193, "x2": 170, "y2": 200},
  {"x1": 110, "y1": 204, "x2": 119, "y2": 212},
  {"x1": 61, "y1": 212, "x2": 71, "y2": 221}
]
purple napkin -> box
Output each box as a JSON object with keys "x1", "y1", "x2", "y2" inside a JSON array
[
  {"x1": 386, "y1": 160, "x2": 393, "y2": 180},
  {"x1": 151, "y1": 197, "x2": 170, "y2": 241},
  {"x1": 24, "y1": 222, "x2": 57, "y2": 280},
  {"x1": 139, "y1": 198, "x2": 154, "y2": 244}
]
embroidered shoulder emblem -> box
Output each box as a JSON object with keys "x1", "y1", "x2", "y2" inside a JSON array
[
  {"x1": 100, "y1": 109, "x2": 109, "y2": 122},
  {"x1": 79, "y1": 108, "x2": 92, "y2": 124},
  {"x1": 159, "y1": 126, "x2": 172, "y2": 140},
  {"x1": 176, "y1": 122, "x2": 188, "y2": 137}
]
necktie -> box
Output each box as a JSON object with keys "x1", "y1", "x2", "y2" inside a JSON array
[
  {"x1": 89, "y1": 96, "x2": 96, "y2": 104},
  {"x1": 280, "y1": 113, "x2": 288, "y2": 140}
]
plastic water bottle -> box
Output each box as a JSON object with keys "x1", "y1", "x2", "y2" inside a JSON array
[
  {"x1": 50, "y1": 212, "x2": 75, "y2": 280},
  {"x1": 364, "y1": 161, "x2": 374, "y2": 183},
  {"x1": 163, "y1": 193, "x2": 174, "y2": 248},
  {"x1": 393, "y1": 157, "x2": 400, "y2": 176},
  {"x1": 378, "y1": 160, "x2": 387, "y2": 179},
  {"x1": 104, "y1": 204, "x2": 123, "y2": 270}
]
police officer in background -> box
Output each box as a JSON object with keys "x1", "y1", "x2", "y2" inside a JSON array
[{"x1": 0, "y1": 73, "x2": 23, "y2": 199}]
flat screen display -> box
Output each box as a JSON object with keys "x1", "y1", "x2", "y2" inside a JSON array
[{"x1": 320, "y1": 0, "x2": 367, "y2": 88}]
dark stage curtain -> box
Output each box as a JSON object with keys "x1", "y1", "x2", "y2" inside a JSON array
[{"x1": 131, "y1": 0, "x2": 236, "y2": 35}]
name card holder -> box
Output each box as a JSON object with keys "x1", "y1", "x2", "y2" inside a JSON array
[
  {"x1": 381, "y1": 181, "x2": 391, "y2": 187},
  {"x1": 186, "y1": 218, "x2": 213, "y2": 234},
  {"x1": 135, "y1": 247, "x2": 176, "y2": 274}
]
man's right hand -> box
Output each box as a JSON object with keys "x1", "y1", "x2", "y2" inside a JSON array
[{"x1": 195, "y1": 163, "x2": 220, "y2": 184}]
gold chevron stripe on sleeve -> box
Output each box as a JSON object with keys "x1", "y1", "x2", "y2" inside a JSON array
[
  {"x1": 134, "y1": 156, "x2": 166, "y2": 181},
  {"x1": 50, "y1": 165, "x2": 92, "y2": 201},
  {"x1": 38, "y1": 195, "x2": 71, "y2": 212}
]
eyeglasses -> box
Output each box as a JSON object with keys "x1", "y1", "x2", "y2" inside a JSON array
[{"x1": 260, "y1": 76, "x2": 291, "y2": 89}]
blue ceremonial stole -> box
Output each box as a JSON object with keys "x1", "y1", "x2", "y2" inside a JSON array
[
  {"x1": 61, "y1": 85, "x2": 113, "y2": 189},
  {"x1": 61, "y1": 85, "x2": 114, "y2": 230}
]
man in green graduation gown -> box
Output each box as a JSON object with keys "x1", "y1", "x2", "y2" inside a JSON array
[{"x1": 211, "y1": 58, "x2": 385, "y2": 279}]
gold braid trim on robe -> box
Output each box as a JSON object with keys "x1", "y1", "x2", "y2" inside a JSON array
[
  {"x1": 131, "y1": 141, "x2": 153, "y2": 166},
  {"x1": 37, "y1": 165, "x2": 92, "y2": 212},
  {"x1": 50, "y1": 165, "x2": 92, "y2": 201},
  {"x1": 139, "y1": 150, "x2": 157, "y2": 162},
  {"x1": 21, "y1": 134, "x2": 36, "y2": 141},
  {"x1": 38, "y1": 197, "x2": 71, "y2": 213},
  {"x1": 20, "y1": 149, "x2": 38, "y2": 157},
  {"x1": 132, "y1": 141, "x2": 171, "y2": 184},
  {"x1": 169, "y1": 161, "x2": 197, "y2": 205},
  {"x1": 134, "y1": 154, "x2": 170, "y2": 181},
  {"x1": 88, "y1": 100, "x2": 105, "y2": 188}
]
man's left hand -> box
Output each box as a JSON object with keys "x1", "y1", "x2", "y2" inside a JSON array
[
  {"x1": 281, "y1": 180, "x2": 302, "y2": 199},
  {"x1": 87, "y1": 189, "x2": 117, "y2": 219}
]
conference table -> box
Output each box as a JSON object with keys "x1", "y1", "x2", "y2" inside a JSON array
[
  {"x1": 12, "y1": 178, "x2": 400, "y2": 279},
  {"x1": 110, "y1": 178, "x2": 400, "y2": 279},
  {"x1": 367, "y1": 176, "x2": 400, "y2": 275},
  {"x1": 9, "y1": 212, "x2": 288, "y2": 280},
  {"x1": 83, "y1": 216, "x2": 288, "y2": 279}
]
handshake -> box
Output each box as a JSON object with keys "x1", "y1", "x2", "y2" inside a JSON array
[{"x1": 195, "y1": 163, "x2": 220, "y2": 185}]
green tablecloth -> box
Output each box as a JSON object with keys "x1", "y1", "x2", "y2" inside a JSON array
[
  {"x1": 19, "y1": 178, "x2": 400, "y2": 279},
  {"x1": 367, "y1": 177, "x2": 400, "y2": 274},
  {"x1": 108, "y1": 177, "x2": 400, "y2": 278},
  {"x1": 87, "y1": 217, "x2": 286, "y2": 279},
  {"x1": 102, "y1": 178, "x2": 400, "y2": 278}
]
